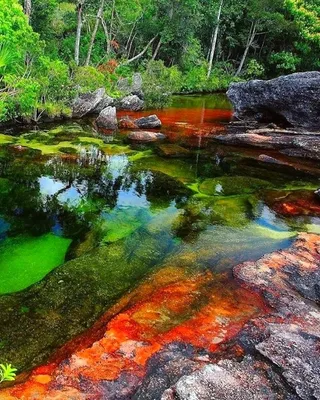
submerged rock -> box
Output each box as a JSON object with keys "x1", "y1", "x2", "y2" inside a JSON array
[
  {"x1": 118, "y1": 95, "x2": 144, "y2": 111},
  {"x1": 118, "y1": 116, "x2": 138, "y2": 129},
  {"x1": 128, "y1": 131, "x2": 166, "y2": 142},
  {"x1": 135, "y1": 115, "x2": 162, "y2": 129},
  {"x1": 72, "y1": 88, "x2": 106, "y2": 118},
  {"x1": 227, "y1": 71, "x2": 320, "y2": 129},
  {"x1": 215, "y1": 130, "x2": 320, "y2": 161},
  {"x1": 95, "y1": 106, "x2": 118, "y2": 130}
]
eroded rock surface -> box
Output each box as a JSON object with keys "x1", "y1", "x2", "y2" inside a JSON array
[
  {"x1": 135, "y1": 115, "x2": 162, "y2": 129},
  {"x1": 72, "y1": 88, "x2": 106, "y2": 118},
  {"x1": 118, "y1": 95, "x2": 144, "y2": 111},
  {"x1": 227, "y1": 72, "x2": 320, "y2": 129},
  {"x1": 1, "y1": 234, "x2": 320, "y2": 399},
  {"x1": 96, "y1": 106, "x2": 118, "y2": 130}
]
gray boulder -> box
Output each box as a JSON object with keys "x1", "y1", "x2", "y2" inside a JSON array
[
  {"x1": 227, "y1": 72, "x2": 320, "y2": 130},
  {"x1": 72, "y1": 88, "x2": 105, "y2": 118},
  {"x1": 118, "y1": 95, "x2": 144, "y2": 111},
  {"x1": 135, "y1": 115, "x2": 162, "y2": 129},
  {"x1": 93, "y1": 95, "x2": 115, "y2": 114},
  {"x1": 95, "y1": 106, "x2": 117, "y2": 130}
]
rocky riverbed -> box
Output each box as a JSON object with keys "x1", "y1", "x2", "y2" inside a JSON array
[{"x1": 1, "y1": 233, "x2": 319, "y2": 399}]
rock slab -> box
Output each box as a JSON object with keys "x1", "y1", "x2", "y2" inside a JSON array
[
  {"x1": 72, "y1": 88, "x2": 106, "y2": 118},
  {"x1": 227, "y1": 71, "x2": 320, "y2": 129}
]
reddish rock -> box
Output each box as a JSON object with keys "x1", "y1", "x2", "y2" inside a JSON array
[
  {"x1": 118, "y1": 116, "x2": 138, "y2": 129},
  {"x1": 128, "y1": 131, "x2": 166, "y2": 142},
  {"x1": 264, "y1": 189, "x2": 320, "y2": 217},
  {"x1": 2, "y1": 234, "x2": 320, "y2": 399}
]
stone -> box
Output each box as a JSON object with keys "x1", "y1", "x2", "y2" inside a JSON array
[
  {"x1": 72, "y1": 88, "x2": 105, "y2": 118},
  {"x1": 157, "y1": 144, "x2": 190, "y2": 158},
  {"x1": 118, "y1": 116, "x2": 138, "y2": 129},
  {"x1": 117, "y1": 73, "x2": 144, "y2": 99},
  {"x1": 93, "y1": 95, "x2": 115, "y2": 114},
  {"x1": 227, "y1": 71, "x2": 320, "y2": 129},
  {"x1": 118, "y1": 95, "x2": 144, "y2": 111},
  {"x1": 135, "y1": 115, "x2": 162, "y2": 129},
  {"x1": 128, "y1": 131, "x2": 166, "y2": 142},
  {"x1": 215, "y1": 131, "x2": 320, "y2": 161},
  {"x1": 95, "y1": 106, "x2": 118, "y2": 130}
]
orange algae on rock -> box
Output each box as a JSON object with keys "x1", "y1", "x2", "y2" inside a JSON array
[{"x1": 0, "y1": 265, "x2": 266, "y2": 399}]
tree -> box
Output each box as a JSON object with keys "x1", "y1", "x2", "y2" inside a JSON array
[{"x1": 207, "y1": 0, "x2": 224, "y2": 78}]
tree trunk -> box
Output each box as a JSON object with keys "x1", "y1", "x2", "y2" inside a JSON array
[
  {"x1": 100, "y1": 17, "x2": 111, "y2": 55},
  {"x1": 75, "y1": 1, "x2": 84, "y2": 66},
  {"x1": 121, "y1": 36, "x2": 157, "y2": 66},
  {"x1": 151, "y1": 37, "x2": 162, "y2": 60},
  {"x1": 85, "y1": 0, "x2": 105, "y2": 66},
  {"x1": 207, "y1": 0, "x2": 223, "y2": 78},
  {"x1": 235, "y1": 21, "x2": 257, "y2": 76},
  {"x1": 24, "y1": 0, "x2": 32, "y2": 21}
]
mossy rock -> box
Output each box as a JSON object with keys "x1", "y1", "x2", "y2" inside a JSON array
[
  {"x1": 0, "y1": 134, "x2": 15, "y2": 145},
  {"x1": 0, "y1": 226, "x2": 177, "y2": 372},
  {"x1": 59, "y1": 147, "x2": 78, "y2": 155},
  {"x1": 157, "y1": 144, "x2": 191, "y2": 158},
  {"x1": 132, "y1": 155, "x2": 197, "y2": 184},
  {"x1": 199, "y1": 176, "x2": 271, "y2": 196}
]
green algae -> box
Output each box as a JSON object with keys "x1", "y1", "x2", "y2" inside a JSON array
[
  {"x1": 132, "y1": 155, "x2": 197, "y2": 184},
  {"x1": 0, "y1": 233, "x2": 71, "y2": 294},
  {"x1": 100, "y1": 207, "x2": 149, "y2": 243},
  {"x1": 199, "y1": 176, "x2": 272, "y2": 196},
  {"x1": 0, "y1": 134, "x2": 15, "y2": 145},
  {"x1": 102, "y1": 144, "x2": 134, "y2": 155},
  {"x1": 0, "y1": 225, "x2": 177, "y2": 371}
]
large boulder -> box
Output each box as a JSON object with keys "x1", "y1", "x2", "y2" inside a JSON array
[
  {"x1": 72, "y1": 88, "x2": 106, "y2": 118},
  {"x1": 128, "y1": 131, "x2": 166, "y2": 142},
  {"x1": 227, "y1": 72, "x2": 320, "y2": 130},
  {"x1": 118, "y1": 95, "x2": 144, "y2": 111},
  {"x1": 135, "y1": 115, "x2": 162, "y2": 129},
  {"x1": 95, "y1": 106, "x2": 117, "y2": 130},
  {"x1": 93, "y1": 95, "x2": 115, "y2": 114}
]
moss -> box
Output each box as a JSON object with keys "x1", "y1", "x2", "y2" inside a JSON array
[
  {"x1": 76, "y1": 136, "x2": 105, "y2": 147},
  {"x1": 199, "y1": 176, "x2": 272, "y2": 196},
  {"x1": 0, "y1": 226, "x2": 177, "y2": 372},
  {"x1": 132, "y1": 155, "x2": 197, "y2": 184},
  {"x1": 102, "y1": 144, "x2": 134, "y2": 155},
  {"x1": 100, "y1": 207, "x2": 149, "y2": 243},
  {"x1": 0, "y1": 233, "x2": 71, "y2": 294},
  {"x1": 0, "y1": 134, "x2": 15, "y2": 145}
]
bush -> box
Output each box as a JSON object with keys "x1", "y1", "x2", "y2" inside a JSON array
[
  {"x1": 269, "y1": 51, "x2": 301, "y2": 74},
  {"x1": 73, "y1": 66, "x2": 106, "y2": 93},
  {"x1": 244, "y1": 59, "x2": 265, "y2": 79},
  {"x1": 142, "y1": 61, "x2": 182, "y2": 108}
]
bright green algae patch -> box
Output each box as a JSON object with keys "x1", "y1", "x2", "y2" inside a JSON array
[
  {"x1": 199, "y1": 176, "x2": 272, "y2": 196},
  {"x1": 0, "y1": 234, "x2": 71, "y2": 294}
]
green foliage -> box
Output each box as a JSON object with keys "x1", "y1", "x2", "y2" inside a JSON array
[
  {"x1": 244, "y1": 59, "x2": 265, "y2": 79},
  {"x1": 0, "y1": 363, "x2": 17, "y2": 383},
  {"x1": 73, "y1": 66, "x2": 106, "y2": 93},
  {"x1": 142, "y1": 61, "x2": 182, "y2": 108},
  {"x1": 269, "y1": 51, "x2": 301, "y2": 74}
]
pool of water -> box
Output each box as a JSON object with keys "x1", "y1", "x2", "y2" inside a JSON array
[{"x1": 0, "y1": 94, "x2": 319, "y2": 374}]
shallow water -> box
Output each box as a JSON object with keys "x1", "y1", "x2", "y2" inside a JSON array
[{"x1": 0, "y1": 94, "x2": 319, "y2": 374}]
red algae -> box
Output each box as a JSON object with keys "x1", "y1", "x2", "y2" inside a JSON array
[{"x1": 0, "y1": 266, "x2": 266, "y2": 399}]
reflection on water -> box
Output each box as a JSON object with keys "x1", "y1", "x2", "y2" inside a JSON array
[{"x1": 0, "y1": 94, "x2": 319, "y2": 373}]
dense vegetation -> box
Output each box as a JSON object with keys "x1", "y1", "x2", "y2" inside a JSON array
[{"x1": 0, "y1": 0, "x2": 319, "y2": 122}]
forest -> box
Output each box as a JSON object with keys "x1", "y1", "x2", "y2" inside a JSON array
[{"x1": 0, "y1": 0, "x2": 319, "y2": 123}]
